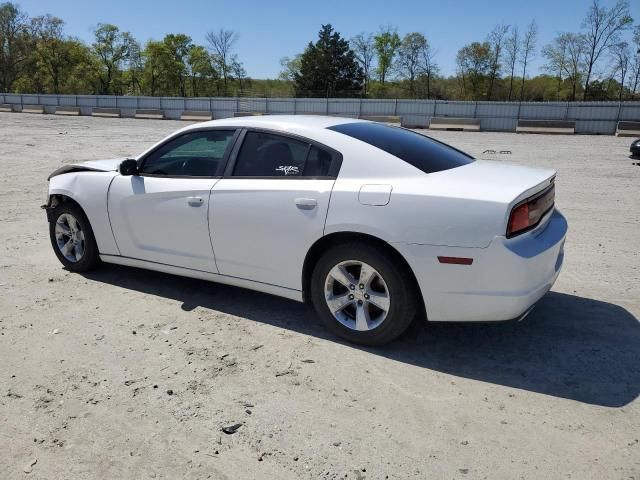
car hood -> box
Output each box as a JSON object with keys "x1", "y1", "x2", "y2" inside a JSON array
[{"x1": 48, "y1": 158, "x2": 127, "y2": 180}]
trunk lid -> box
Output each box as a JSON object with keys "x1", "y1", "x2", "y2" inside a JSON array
[
  {"x1": 429, "y1": 160, "x2": 556, "y2": 205},
  {"x1": 400, "y1": 160, "x2": 557, "y2": 246}
]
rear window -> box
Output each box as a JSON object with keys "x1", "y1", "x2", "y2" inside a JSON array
[{"x1": 328, "y1": 122, "x2": 474, "y2": 174}]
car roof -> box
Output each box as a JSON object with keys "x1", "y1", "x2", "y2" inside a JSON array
[{"x1": 181, "y1": 114, "x2": 367, "y2": 133}]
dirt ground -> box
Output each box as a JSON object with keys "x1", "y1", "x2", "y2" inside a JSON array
[{"x1": 0, "y1": 112, "x2": 638, "y2": 480}]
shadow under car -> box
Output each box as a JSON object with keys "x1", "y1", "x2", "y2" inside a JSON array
[{"x1": 82, "y1": 264, "x2": 640, "y2": 408}]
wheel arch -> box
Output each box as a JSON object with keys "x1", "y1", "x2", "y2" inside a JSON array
[
  {"x1": 301, "y1": 231, "x2": 426, "y2": 315},
  {"x1": 45, "y1": 193, "x2": 89, "y2": 223}
]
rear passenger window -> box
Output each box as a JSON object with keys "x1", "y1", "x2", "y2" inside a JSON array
[
  {"x1": 233, "y1": 131, "x2": 333, "y2": 177},
  {"x1": 305, "y1": 146, "x2": 333, "y2": 177}
]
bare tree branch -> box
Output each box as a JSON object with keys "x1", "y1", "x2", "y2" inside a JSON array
[
  {"x1": 487, "y1": 23, "x2": 509, "y2": 100},
  {"x1": 519, "y1": 21, "x2": 537, "y2": 101},
  {"x1": 350, "y1": 32, "x2": 375, "y2": 96},
  {"x1": 582, "y1": 0, "x2": 633, "y2": 99},
  {"x1": 205, "y1": 28, "x2": 238, "y2": 92}
]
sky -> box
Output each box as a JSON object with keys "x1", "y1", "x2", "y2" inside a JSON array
[{"x1": 15, "y1": 0, "x2": 640, "y2": 79}]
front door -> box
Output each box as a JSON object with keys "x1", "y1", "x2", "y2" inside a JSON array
[
  {"x1": 210, "y1": 130, "x2": 339, "y2": 290},
  {"x1": 108, "y1": 129, "x2": 237, "y2": 272}
]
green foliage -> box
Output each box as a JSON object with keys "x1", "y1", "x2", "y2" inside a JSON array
[
  {"x1": 456, "y1": 42, "x2": 492, "y2": 100},
  {"x1": 374, "y1": 27, "x2": 401, "y2": 84},
  {"x1": 396, "y1": 32, "x2": 438, "y2": 98},
  {"x1": 92, "y1": 23, "x2": 137, "y2": 94},
  {"x1": 294, "y1": 24, "x2": 363, "y2": 97},
  {"x1": 188, "y1": 45, "x2": 217, "y2": 96},
  {"x1": 279, "y1": 55, "x2": 302, "y2": 82},
  {"x1": 1, "y1": 2, "x2": 637, "y2": 101},
  {"x1": 0, "y1": 2, "x2": 30, "y2": 92}
]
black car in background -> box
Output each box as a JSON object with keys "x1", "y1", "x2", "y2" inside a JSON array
[{"x1": 631, "y1": 139, "x2": 640, "y2": 158}]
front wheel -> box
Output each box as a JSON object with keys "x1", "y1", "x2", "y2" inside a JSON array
[
  {"x1": 310, "y1": 243, "x2": 418, "y2": 346},
  {"x1": 48, "y1": 202, "x2": 100, "y2": 272}
]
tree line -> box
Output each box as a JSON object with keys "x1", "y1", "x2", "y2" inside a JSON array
[
  {"x1": 0, "y1": 0, "x2": 637, "y2": 101},
  {"x1": 0, "y1": 3, "x2": 247, "y2": 96}
]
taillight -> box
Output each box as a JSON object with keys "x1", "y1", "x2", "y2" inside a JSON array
[
  {"x1": 508, "y1": 203, "x2": 530, "y2": 237},
  {"x1": 507, "y1": 183, "x2": 555, "y2": 238}
]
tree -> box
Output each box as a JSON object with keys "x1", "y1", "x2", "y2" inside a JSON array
[
  {"x1": 397, "y1": 32, "x2": 428, "y2": 97},
  {"x1": 420, "y1": 37, "x2": 438, "y2": 99},
  {"x1": 187, "y1": 45, "x2": 215, "y2": 96},
  {"x1": 456, "y1": 42, "x2": 492, "y2": 100},
  {"x1": 563, "y1": 33, "x2": 587, "y2": 101},
  {"x1": 581, "y1": 0, "x2": 633, "y2": 99},
  {"x1": 396, "y1": 33, "x2": 421, "y2": 95},
  {"x1": 141, "y1": 40, "x2": 166, "y2": 96},
  {"x1": 629, "y1": 25, "x2": 640, "y2": 97},
  {"x1": 294, "y1": 24, "x2": 363, "y2": 97},
  {"x1": 64, "y1": 40, "x2": 96, "y2": 94},
  {"x1": 504, "y1": 25, "x2": 520, "y2": 100},
  {"x1": 278, "y1": 54, "x2": 301, "y2": 95},
  {"x1": 230, "y1": 54, "x2": 247, "y2": 91},
  {"x1": 350, "y1": 32, "x2": 375, "y2": 96},
  {"x1": 125, "y1": 37, "x2": 144, "y2": 95},
  {"x1": 0, "y1": 2, "x2": 30, "y2": 92},
  {"x1": 162, "y1": 33, "x2": 192, "y2": 96},
  {"x1": 486, "y1": 23, "x2": 509, "y2": 100},
  {"x1": 374, "y1": 26, "x2": 401, "y2": 85},
  {"x1": 611, "y1": 41, "x2": 631, "y2": 100},
  {"x1": 140, "y1": 35, "x2": 207, "y2": 96},
  {"x1": 30, "y1": 15, "x2": 73, "y2": 94},
  {"x1": 205, "y1": 28, "x2": 238, "y2": 93},
  {"x1": 542, "y1": 33, "x2": 569, "y2": 99},
  {"x1": 92, "y1": 23, "x2": 136, "y2": 94},
  {"x1": 519, "y1": 21, "x2": 537, "y2": 101},
  {"x1": 278, "y1": 54, "x2": 302, "y2": 82}
]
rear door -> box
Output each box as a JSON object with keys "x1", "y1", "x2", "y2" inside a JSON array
[
  {"x1": 108, "y1": 129, "x2": 238, "y2": 272},
  {"x1": 210, "y1": 129, "x2": 341, "y2": 290}
]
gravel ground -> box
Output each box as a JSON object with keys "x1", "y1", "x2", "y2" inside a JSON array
[{"x1": 0, "y1": 112, "x2": 638, "y2": 480}]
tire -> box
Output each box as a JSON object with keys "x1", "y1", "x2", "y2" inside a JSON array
[
  {"x1": 49, "y1": 201, "x2": 100, "y2": 272},
  {"x1": 310, "y1": 242, "x2": 418, "y2": 346}
]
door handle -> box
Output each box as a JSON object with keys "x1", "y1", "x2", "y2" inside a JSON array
[
  {"x1": 295, "y1": 198, "x2": 317, "y2": 210},
  {"x1": 187, "y1": 196, "x2": 204, "y2": 207}
]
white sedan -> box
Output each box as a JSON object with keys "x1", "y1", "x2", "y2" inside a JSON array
[{"x1": 44, "y1": 115, "x2": 567, "y2": 345}]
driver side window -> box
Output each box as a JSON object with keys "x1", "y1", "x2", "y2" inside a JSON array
[{"x1": 141, "y1": 130, "x2": 236, "y2": 177}]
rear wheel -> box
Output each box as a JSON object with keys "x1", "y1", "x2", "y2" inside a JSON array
[
  {"x1": 310, "y1": 243, "x2": 418, "y2": 346},
  {"x1": 49, "y1": 202, "x2": 100, "y2": 272}
]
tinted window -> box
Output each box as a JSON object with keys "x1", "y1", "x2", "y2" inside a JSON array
[
  {"x1": 328, "y1": 122, "x2": 474, "y2": 173},
  {"x1": 142, "y1": 130, "x2": 236, "y2": 176},
  {"x1": 305, "y1": 146, "x2": 333, "y2": 177},
  {"x1": 233, "y1": 131, "x2": 332, "y2": 177}
]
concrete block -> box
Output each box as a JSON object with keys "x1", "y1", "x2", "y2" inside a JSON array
[
  {"x1": 22, "y1": 104, "x2": 44, "y2": 114},
  {"x1": 92, "y1": 108, "x2": 121, "y2": 118},
  {"x1": 429, "y1": 117, "x2": 481, "y2": 131},
  {"x1": 181, "y1": 110, "x2": 213, "y2": 121},
  {"x1": 135, "y1": 109, "x2": 164, "y2": 120},
  {"x1": 516, "y1": 120, "x2": 575, "y2": 135},
  {"x1": 55, "y1": 106, "x2": 81, "y2": 116}
]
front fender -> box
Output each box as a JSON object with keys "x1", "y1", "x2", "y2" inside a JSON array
[{"x1": 47, "y1": 171, "x2": 120, "y2": 255}]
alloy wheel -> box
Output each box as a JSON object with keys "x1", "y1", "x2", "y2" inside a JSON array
[
  {"x1": 324, "y1": 260, "x2": 390, "y2": 331},
  {"x1": 54, "y1": 213, "x2": 85, "y2": 262}
]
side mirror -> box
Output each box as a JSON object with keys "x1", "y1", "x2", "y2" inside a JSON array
[{"x1": 119, "y1": 159, "x2": 139, "y2": 176}]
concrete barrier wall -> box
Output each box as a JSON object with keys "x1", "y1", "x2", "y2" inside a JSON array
[{"x1": 0, "y1": 93, "x2": 638, "y2": 135}]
